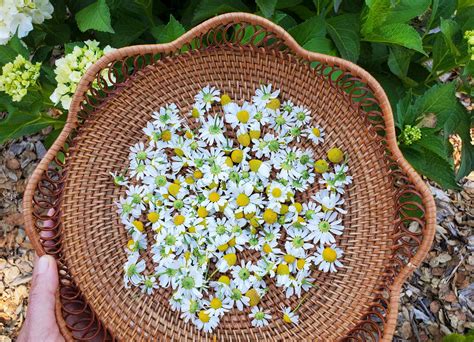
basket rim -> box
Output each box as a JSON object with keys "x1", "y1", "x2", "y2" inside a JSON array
[{"x1": 23, "y1": 12, "x2": 436, "y2": 341}]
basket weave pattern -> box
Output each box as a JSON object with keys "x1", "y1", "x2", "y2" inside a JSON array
[{"x1": 23, "y1": 13, "x2": 435, "y2": 341}]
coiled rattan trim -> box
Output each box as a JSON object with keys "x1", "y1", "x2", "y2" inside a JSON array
[{"x1": 23, "y1": 12, "x2": 436, "y2": 341}]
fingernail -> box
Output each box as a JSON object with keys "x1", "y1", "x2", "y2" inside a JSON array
[{"x1": 37, "y1": 255, "x2": 51, "y2": 274}]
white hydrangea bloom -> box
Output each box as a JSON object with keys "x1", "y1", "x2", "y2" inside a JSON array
[
  {"x1": 0, "y1": 0, "x2": 53, "y2": 45},
  {"x1": 50, "y1": 40, "x2": 115, "y2": 110}
]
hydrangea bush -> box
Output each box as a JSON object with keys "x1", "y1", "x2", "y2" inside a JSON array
[{"x1": 115, "y1": 85, "x2": 352, "y2": 331}]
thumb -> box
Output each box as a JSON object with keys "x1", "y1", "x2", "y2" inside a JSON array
[{"x1": 28, "y1": 255, "x2": 58, "y2": 321}]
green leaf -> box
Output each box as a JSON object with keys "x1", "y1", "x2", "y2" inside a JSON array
[
  {"x1": 402, "y1": 83, "x2": 456, "y2": 127},
  {"x1": 7, "y1": 36, "x2": 29, "y2": 58},
  {"x1": 303, "y1": 37, "x2": 337, "y2": 55},
  {"x1": 75, "y1": 0, "x2": 115, "y2": 33},
  {"x1": 326, "y1": 14, "x2": 360, "y2": 62},
  {"x1": 440, "y1": 18, "x2": 461, "y2": 56},
  {"x1": 402, "y1": 146, "x2": 459, "y2": 190},
  {"x1": 428, "y1": 0, "x2": 457, "y2": 30},
  {"x1": 256, "y1": 0, "x2": 278, "y2": 18},
  {"x1": 0, "y1": 109, "x2": 65, "y2": 144},
  {"x1": 276, "y1": 0, "x2": 303, "y2": 9},
  {"x1": 288, "y1": 16, "x2": 326, "y2": 45},
  {"x1": 388, "y1": 46, "x2": 417, "y2": 86},
  {"x1": 385, "y1": 0, "x2": 431, "y2": 24},
  {"x1": 192, "y1": 0, "x2": 249, "y2": 24},
  {"x1": 411, "y1": 128, "x2": 450, "y2": 162},
  {"x1": 96, "y1": 12, "x2": 149, "y2": 47},
  {"x1": 364, "y1": 23, "x2": 425, "y2": 54},
  {"x1": 432, "y1": 33, "x2": 457, "y2": 73},
  {"x1": 457, "y1": 141, "x2": 474, "y2": 181},
  {"x1": 152, "y1": 15, "x2": 185, "y2": 43},
  {"x1": 272, "y1": 11, "x2": 298, "y2": 30}
]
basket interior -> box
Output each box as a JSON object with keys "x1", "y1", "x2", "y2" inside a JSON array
[{"x1": 58, "y1": 46, "x2": 397, "y2": 340}]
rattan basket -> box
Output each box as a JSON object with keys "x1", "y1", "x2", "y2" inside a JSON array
[{"x1": 23, "y1": 13, "x2": 436, "y2": 341}]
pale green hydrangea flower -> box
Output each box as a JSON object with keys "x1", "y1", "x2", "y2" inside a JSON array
[
  {"x1": 0, "y1": 55, "x2": 41, "y2": 102},
  {"x1": 464, "y1": 30, "x2": 474, "y2": 61},
  {"x1": 50, "y1": 40, "x2": 115, "y2": 110},
  {"x1": 399, "y1": 125, "x2": 422, "y2": 145}
]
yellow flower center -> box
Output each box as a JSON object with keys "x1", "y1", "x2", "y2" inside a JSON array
[
  {"x1": 147, "y1": 212, "x2": 159, "y2": 223},
  {"x1": 210, "y1": 297, "x2": 222, "y2": 309},
  {"x1": 249, "y1": 217, "x2": 260, "y2": 228},
  {"x1": 132, "y1": 220, "x2": 144, "y2": 232},
  {"x1": 263, "y1": 208, "x2": 277, "y2": 224},
  {"x1": 225, "y1": 156, "x2": 233, "y2": 167},
  {"x1": 312, "y1": 127, "x2": 321, "y2": 137},
  {"x1": 235, "y1": 211, "x2": 244, "y2": 219},
  {"x1": 220, "y1": 93, "x2": 231, "y2": 105},
  {"x1": 263, "y1": 243, "x2": 272, "y2": 254},
  {"x1": 188, "y1": 226, "x2": 196, "y2": 233},
  {"x1": 327, "y1": 147, "x2": 344, "y2": 163},
  {"x1": 314, "y1": 159, "x2": 329, "y2": 173},
  {"x1": 161, "y1": 130, "x2": 171, "y2": 141},
  {"x1": 193, "y1": 170, "x2": 203, "y2": 179},
  {"x1": 174, "y1": 148, "x2": 184, "y2": 156},
  {"x1": 168, "y1": 183, "x2": 180, "y2": 197},
  {"x1": 283, "y1": 313, "x2": 292, "y2": 323},
  {"x1": 237, "y1": 133, "x2": 251, "y2": 147},
  {"x1": 185, "y1": 130, "x2": 193, "y2": 139},
  {"x1": 197, "y1": 206, "x2": 208, "y2": 218},
  {"x1": 249, "y1": 159, "x2": 262, "y2": 172},
  {"x1": 127, "y1": 239, "x2": 135, "y2": 250},
  {"x1": 249, "y1": 130, "x2": 261, "y2": 140},
  {"x1": 292, "y1": 202, "x2": 303, "y2": 213},
  {"x1": 228, "y1": 237, "x2": 236, "y2": 247},
  {"x1": 209, "y1": 192, "x2": 220, "y2": 202},
  {"x1": 236, "y1": 110, "x2": 249, "y2": 123},
  {"x1": 322, "y1": 247, "x2": 337, "y2": 263},
  {"x1": 271, "y1": 188, "x2": 282, "y2": 198},
  {"x1": 236, "y1": 193, "x2": 250, "y2": 207},
  {"x1": 217, "y1": 243, "x2": 229, "y2": 252},
  {"x1": 223, "y1": 253, "x2": 237, "y2": 266},
  {"x1": 173, "y1": 215, "x2": 185, "y2": 226},
  {"x1": 185, "y1": 176, "x2": 194, "y2": 185},
  {"x1": 297, "y1": 258, "x2": 306, "y2": 270},
  {"x1": 266, "y1": 98, "x2": 280, "y2": 110},
  {"x1": 198, "y1": 310, "x2": 210, "y2": 323},
  {"x1": 184, "y1": 251, "x2": 191, "y2": 261},
  {"x1": 277, "y1": 263, "x2": 290, "y2": 275},
  {"x1": 191, "y1": 107, "x2": 200, "y2": 118},
  {"x1": 280, "y1": 204, "x2": 289, "y2": 215},
  {"x1": 283, "y1": 254, "x2": 296, "y2": 263},
  {"x1": 245, "y1": 288, "x2": 260, "y2": 306},
  {"x1": 231, "y1": 149, "x2": 243, "y2": 163},
  {"x1": 218, "y1": 275, "x2": 230, "y2": 285}
]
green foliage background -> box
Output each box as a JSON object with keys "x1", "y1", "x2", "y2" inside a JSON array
[{"x1": 0, "y1": 0, "x2": 472, "y2": 189}]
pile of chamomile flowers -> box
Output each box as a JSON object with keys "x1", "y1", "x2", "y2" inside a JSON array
[{"x1": 113, "y1": 84, "x2": 353, "y2": 332}]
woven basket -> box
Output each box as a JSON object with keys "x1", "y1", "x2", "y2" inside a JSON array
[{"x1": 23, "y1": 13, "x2": 436, "y2": 341}]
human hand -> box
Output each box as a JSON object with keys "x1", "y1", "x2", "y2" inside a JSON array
[{"x1": 17, "y1": 254, "x2": 64, "y2": 342}]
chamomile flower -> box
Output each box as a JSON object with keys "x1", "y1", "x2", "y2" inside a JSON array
[
  {"x1": 293, "y1": 106, "x2": 312, "y2": 126},
  {"x1": 123, "y1": 253, "x2": 145, "y2": 288},
  {"x1": 249, "y1": 306, "x2": 272, "y2": 327},
  {"x1": 231, "y1": 260, "x2": 257, "y2": 292},
  {"x1": 267, "y1": 181, "x2": 288, "y2": 211},
  {"x1": 181, "y1": 298, "x2": 202, "y2": 323},
  {"x1": 309, "y1": 211, "x2": 344, "y2": 245},
  {"x1": 208, "y1": 295, "x2": 233, "y2": 317},
  {"x1": 253, "y1": 84, "x2": 280, "y2": 109},
  {"x1": 199, "y1": 115, "x2": 226, "y2": 146},
  {"x1": 194, "y1": 310, "x2": 220, "y2": 332},
  {"x1": 175, "y1": 266, "x2": 206, "y2": 299},
  {"x1": 201, "y1": 188, "x2": 227, "y2": 212},
  {"x1": 304, "y1": 125, "x2": 325, "y2": 144},
  {"x1": 285, "y1": 229, "x2": 313, "y2": 258},
  {"x1": 195, "y1": 85, "x2": 220, "y2": 111},
  {"x1": 281, "y1": 307, "x2": 299, "y2": 325},
  {"x1": 270, "y1": 109, "x2": 295, "y2": 135},
  {"x1": 312, "y1": 189, "x2": 347, "y2": 214},
  {"x1": 141, "y1": 275, "x2": 158, "y2": 295},
  {"x1": 152, "y1": 103, "x2": 180, "y2": 129},
  {"x1": 228, "y1": 283, "x2": 250, "y2": 310},
  {"x1": 224, "y1": 101, "x2": 256, "y2": 129},
  {"x1": 314, "y1": 244, "x2": 344, "y2": 273}
]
